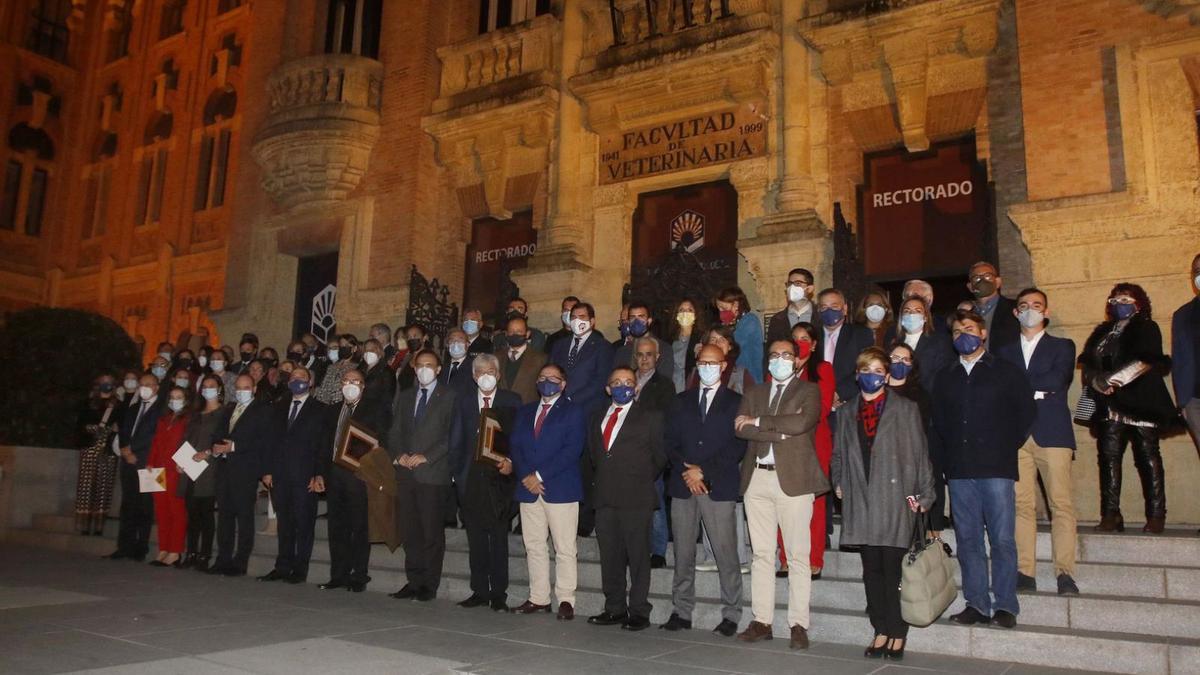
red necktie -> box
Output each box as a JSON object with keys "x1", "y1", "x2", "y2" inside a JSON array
[
  {"x1": 534, "y1": 403, "x2": 551, "y2": 439},
  {"x1": 482, "y1": 396, "x2": 491, "y2": 409},
  {"x1": 602, "y1": 407, "x2": 622, "y2": 452}
]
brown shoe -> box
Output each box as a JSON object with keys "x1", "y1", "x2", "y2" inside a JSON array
[
  {"x1": 789, "y1": 624, "x2": 810, "y2": 650},
  {"x1": 736, "y1": 620, "x2": 773, "y2": 642},
  {"x1": 1143, "y1": 517, "x2": 1165, "y2": 534},
  {"x1": 557, "y1": 602, "x2": 574, "y2": 621},
  {"x1": 1095, "y1": 513, "x2": 1124, "y2": 532},
  {"x1": 512, "y1": 600, "x2": 551, "y2": 614}
]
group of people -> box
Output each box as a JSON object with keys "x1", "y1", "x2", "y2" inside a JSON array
[{"x1": 73, "y1": 254, "x2": 1200, "y2": 661}]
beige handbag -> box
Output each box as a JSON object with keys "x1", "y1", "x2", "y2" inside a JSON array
[{"x1": 899, "y1": 513, "x2": 958, "y2": 627}]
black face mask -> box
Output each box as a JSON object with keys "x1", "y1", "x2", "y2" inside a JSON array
[
  {"x1": 339, "y1": 347, "x2": 352, "y2": 360},
  {"x1": 178, "y1": 359, "x2": 193, "y2": 370},
  {"x1": 406, "y1": 338, "x2": 422, "y2": 351},
  {"x1": 287, "y1": 351, "x2": 304, "y2": 362},
  {"x1": 240, "y1": 351, "x2": 255, "y2": 362},
  {"x1": 98, "y1": 383, "x2": 115, "y2": 393},
  {"x1": 265, "y1": 358, "x2": 278, "y2": 367},
  {"x1": 506, "y1": 334, "x2": 528, "y2": 347}
]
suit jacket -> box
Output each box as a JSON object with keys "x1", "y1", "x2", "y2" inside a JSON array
[
  {"x1": 984, "y1": 295, "x2": 1021, "y2": 353},
  {"x1": 765, "y1": 305, "x2": 815, "y2": 345},
  {"x1": 826, "y1": 322, "x2": 876, "y2": 403},
  {"x1": 664, "y1": 385, "x2": 746, "y2": 501},
  {"x1": 449, "y1": 388, "x2": 521, "y2": 526},
  {"x1": 119, "y1": 396, "x2": 166, "y2": 466},
  {"x1": 493, "y1": 327, "x2": 547, "y2": 354},
  {"x1": 906, "y1": 330, "x2": 954, "y2": 396},
  {"x1": 497, "y1": 346, "x2": 548, "y2": 405},
  {"x1": 387, "y1": 382, "x2": 457, "y2": 485},
  {"x1": 439, "y1": 354, "x2": 477, "y2": 394},
  {"x1": 466, "y1": 335, "x2": 494, "y2": 357},
  {"x1": 997, "y1": 332, "x2": 1077, "y2": 450},
  {"x1": 587, "y1": 402, "x2": 666, "y2": 511},
  {"x1": 612, "y1": 336, "x2": 674, "y2": 383},
  {"x1": 550, "y1": 330, "x2": 614, "y2": 415},
  {"x1": 509, "y1": 396, "x2": 586, "y2": 503},
  {"x1": 361, "y1": 361, "x2": 396, "y2": 434},
  {"x1": 269, "y1": 396, "x2": 335, "y2": 482},
  {"x1": 330, "y1": 398, "x2": 389, "y2": 477},
  {"x1": 544, "y1": 327, "x2": 572, "y2": 356},
  {"x1": 217, "y1": 399, "x2": 278, "y2": 485},
  {"x1": 635, "y1": 370, "x2": 675, "y2": 413},
  {"x1": 735, "y1": 377, "x2": 829, "y2": 497},
  {"x1": 1171, "y1": 296, "x2": 1200, "y2": 405}
]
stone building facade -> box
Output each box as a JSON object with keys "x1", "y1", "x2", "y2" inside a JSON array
[{"x1": 1, "y1": 0, "x2": 1198, "y2": 522}]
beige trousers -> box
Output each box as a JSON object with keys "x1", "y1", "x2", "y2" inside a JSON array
[
  {"x1": 744, "y1": 468, "x2": 814, "y2": 628},
  {"x1": 1014, "y1": 440, "x2": 1077, "y2": 577},
  {"x1": 520, "y1": 498, "x2": 579, "y2": 606}
]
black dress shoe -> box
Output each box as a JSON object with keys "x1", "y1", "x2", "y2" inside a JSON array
[
  {"x1": 587, "y1": 610, "x2": 627, "y2": 626},
  {"x1": 458, "y1": 594, "x2": 489, "y2": 608},
  {"x1": 864, "y1": 635, "x2": 887, "y2": 658},
  {"x1": 622, "y1": 615, "x2": 651, "y2": 631},
  {"x1": 991, "y1": 610, "x2": 1017, "y2": 629},
  {"x1": 949, "y1": 607, "x2": 990, "y2": 625},
  {"x1": 318, "y1": 580, "x2": 347, "y2": 590},
  {"x1": 712, "y1": 619, "x2": 738, "y2": 637},
  {"x1": 660, "y1": 613, "x2": 692, "y2": 631},
  {"x1": 490, "y1": 599, "x2": 509, "y2": 612},
  {"x1": 650, "y1": 555, "x2": 666, "y2": 569},
  {"x1": 103, "y1": 551, "x2": 129, "y2": 560},
  {"x1": 1016, "y1": 572, "x2": 1037, "y2": 593},
  {"x1": 1056, "y1": 574, "x2": 1080, "y2": 596},
  {"x1": 416, "y1": 587, "x2": 436, "y2": 602},
  {"x1": 257, "y1": 569, "x2": 288, "y2": 582},
  {"x1": 390, "y1": 584, "x2": 417, "y2": 599},
  {"x1": 347, "y1": 582, "x2": 366, "y2": 593}
]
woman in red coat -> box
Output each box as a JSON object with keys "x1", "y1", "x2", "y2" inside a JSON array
[
  {"x1": 776, "y1": 322, "x2": 836, "y2": 578},
  {"x1": 147, "y1": 386, "x2": 191, "y2": 566}
]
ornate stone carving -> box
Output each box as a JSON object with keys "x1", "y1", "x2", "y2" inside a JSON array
[{"x1": 433, "y1": 13, "x2": 560, "y2": 112}]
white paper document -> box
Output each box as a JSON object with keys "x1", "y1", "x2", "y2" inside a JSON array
[
  {"x1": 172, "y1": 442, "x2": 208, "y2": 481},
  {"x1": 137, "y1": 468, "x2": 166, "y2": 493}
]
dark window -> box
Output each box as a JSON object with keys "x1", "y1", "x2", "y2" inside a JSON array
[
  {"x1": 212, "y1": 129, "x2": 231, "y2": 207},
  {"x1": 84, "y1": 167, "x2": 110, "y2": 238},
  {"x1": 194, "y1": 135, "x2": 213, "y2": 211},
  {"x1": 25, "y1": 168, "x2": 47, "y2": 236},
  {"x1": 218, "y1": 0, "x2": 241, "y2": 13},
  {"x1": 160, "y1": 1, "x2": 186, "y2": 39},
  {"x1": 324, "y1": 0, "x2": 382, "y2": 59},
  {"x1": 135, "y1": 156, "x2": 151, "y2": 225},
  {"x1": 1, "y1": 161, "x2": 20, "y2": 231},
  {"x1": 150, "y1": 148, "x2": 168, "y2": 222},
  {"x1": 26, "y1": 0, "x2": 71, "y2": 63},
  {"x1": 479, "y1": 0, "x2": 550, "y2": 34},
  {"x1": 106, "y1": 20, "x2": 132, "y2": 62}
]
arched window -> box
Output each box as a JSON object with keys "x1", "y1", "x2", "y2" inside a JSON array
[
  {"x1": 135, "y1": 112, "x2": 173, "y2": 226},
  {"x1": 194, "y1": 87, "x2": 237, "y2": 211},
  {"x1": 26, "y1": 0, "x2": 71, "y2": 63},
  {"x1": 2, "y1": 124, "x2": 55, "y2": 236},
  {"x1": 324, "y1": 0, "x2": 382, "y2": 59}
]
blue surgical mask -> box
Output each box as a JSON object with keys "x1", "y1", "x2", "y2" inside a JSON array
[
  {"x1": 819, "y1": 307, "x2": 844, "y2": 327},
  {"x1": 900, "y1": 314, "x2": 926, "y2": 334},
  {"x1": 463, "y1": 319, "x2": 480, "y2": 335},
  {"x1": 448, "y1": 342, "x2": 467, "y2": 360},
  {"x1": 953, "y1": 332, "x2": 983, "y2": 355},
  {"x1": 536, "y1": 379, "x2": 562, "y2": 398},
  {"x1": 768, "y1": 358, "x2": 794, "y2": 382},
  {"x1": 288, "y1": 380, "x2": 310, "y2": 396},
  {"x1": 888, "y1": 361, "x2": 911, "y2": 381},
  {"x1": 234, "y1": 390, "x2": 254, "y2": 405},
  {"x1": 628, "y1": 318, "x2": 648, "y2": 337},
  {"x1": 610, "y1": 385, "x2": 635, "y2": 405},
  {"x1": 201, "y1": 387, "x2": 220, "y2": 401},
  {"x1": 1112, "y1": 303, "x2": 1136, "y2": 320},
  {"x1": 168, "y1": 399, "x2": 186, "y2": 413},
  {"x1": 696, "y1": 363, "x2": 722, "y2": 387},
  {"x1": 151, "y1": 366, "x2": 167, "y2": 380},
  {"x1": 856, "y1": 372, "x2": 886, "y2": 394},
  {"x1": 618, "y1": 321, "x2": 630, "y2": 339}
]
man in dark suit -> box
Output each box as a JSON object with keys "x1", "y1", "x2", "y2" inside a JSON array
[
  {"x1": 492, "y1": 298, "x2": 547, "y2": 353},
  {"x1": 585, "y1": 367, "x2": 666, "y2": 631},
  {"x1": 660, "y1": 345, "x2": 746, "y2": 636},
  {"x1": 544, "y1": 295, "x2": 580, "y2": 356},
  {"x1": 259, "y1": 367, "x2": 334, "y2": 584},
  {"x1": 462, "y1": 309, "x2": 494, "y2": 357},
  {"x1": 765, "y1": 268, "x2": 816, "y2": 345},
  {"x1": 997, "y1": 288, "x2": 1079, "y2": 596},
  {"x1": 509, "y1": 363, "x2": 586, "y2": 621},
  {"x1": 107, "y1": 373, "x2": 165, "y2": 561},
  {"x1": 441, "y1": 328, "x2": 477, "y2": 394},
  {"x1": 208, "y1": 374, "x2": 277, "y2": 576},
  {"x1": 1172, "y1": 253, "x2": 1200, "y2": 461},
  {"x1": 234, "y1": 336, "x2": 259, "y2": 376},
  {"x1": 968, "y1": 260, "x2": 1020, "y2": 353},
  {"x1": 497, "y1": 315, "x2": 548, "y2": 404},
  {"x1": 630, "y1": 335, "x2": 674, "y2": 568},
  {"x1": 449, "y1": 354, "x2": 520, "y2": 612},
  {"x1": 387, "y1": 349, "x2": 458, "y2": 601},
  {"x1": 360, "y1": 339, "x2": 397, "y2": 421},
  {"x1": 551, "y1": 302, "x2": 614, "y2": 415},
  {"x1": 816, "y1": 288, "x2": 875, "y2": 405},
  {"x1": 320, "y1": 368, "x2": 391, "y2": 592},
  {"x1": 612, "y1": 301, "x2": 673, "y2": 382}
]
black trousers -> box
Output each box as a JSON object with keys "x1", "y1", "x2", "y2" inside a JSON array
[
  {"x1": 116, "y1": 463, "x2": 153, "y2": 556},
  {"x1": 273, "y1": 477, "x2": 318, "y2": 579},
  {"x1": 1097, "y1": 418, "x2": 1166, "y2": 519},
  {"x1": 595, "y1": 506, "x2": 653, "y2": 619},
  {"x1": 465, "y1": 518, "x2": 509, "y2": 602},
  {"x1": 928, "y1": 477, "x2": 949, "y2": 531},
  {"x1": 861, "y1": 545, "x2": 908, "y2": 638},
  {"x1": 399, "y1": 478, "x2": 450, "y2": 592},
  {"x1": 327, "y1": 466, "x2": 371, "y2": 584},
  {"x1": 185, "y1": 495, "x2": 216, "y2": 558},
  {"x1": 215, "y1": 474, "x2": 257, "y2": 571}
]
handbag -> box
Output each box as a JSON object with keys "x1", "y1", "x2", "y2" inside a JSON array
[
  {"x1": 899, "y1": 512, "x2": 958, "y2": 627},
  {"x1": 1073, "y1": 385, "x2": 1098, "y2": 426}
]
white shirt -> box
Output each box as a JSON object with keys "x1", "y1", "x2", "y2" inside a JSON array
[
  {"x1": 600, "y1": 403, "x2": 630, "y2": 451},
  {"x1": 509, "y1": 343, "x2": 528, "y2": 361},
  {"x1": 823, "y1": 324, "x2": 842, "y2": 364},
  {"x1": 698, "y1": 382, "x2": 721, "y2": 416},
  {"x1": 903, "y1": 331, "x2": 921, "y2": 350},
  {"x1": 759, "y1": 375, "x2": 795, "y2": 465},
  {"x1": 477, "y1": 388, "x2": 497, "y2": 410},
  {"x1": 571, "y1": 330, "x2": 593, "y2": 350},
  {"x1": 960, "y1": 354, "x2": 983, "y2": 375},
  {"x1": 1019, "y1": 330, "x2": 1045, "y2": 368}
]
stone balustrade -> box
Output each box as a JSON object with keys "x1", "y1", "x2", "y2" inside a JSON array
[{"x1": 432, "y1": 13, "x2": 559, "y2": 112}]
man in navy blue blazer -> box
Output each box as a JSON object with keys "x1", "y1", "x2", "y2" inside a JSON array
[
  {"x1": 660, "y1": 344, "x2": 746, "y2": 637},
  {"x1": 1172, "y1": 253, "x2": 1200, "y2": 459},
  {"x1": 550, "y1": 301, "x2": 614, "y2": 415},
  {"x1": 997, "y1": 288, "x2": 1080, "y2": 597},
  {"x1": 108, "y1": 373, "x2": 166, "y2": 561},
  {"x1": 509, "y1": 363, "x2": 586, "y2": 621}
]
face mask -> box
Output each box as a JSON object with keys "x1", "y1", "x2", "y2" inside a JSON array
[
  {"x1": 415, "y1": 366, "x2": 437, "y2": 386},
  {"x1": 971, "y1": 279, "x2": 997, "y2": 298},
  {"x1": 341, "y1": 383, "x2": 362, "y2": 402},
  {"x1": 1194, "y1": 274, "x2": 1200, "y2": 290},
  {"x1": 953, "y1": 332, "x2": 983, "y2": 355},
  {"x1": 406, "y1": 338, "x2": 422, "y2": 351},
  {"x1": 201, "y1": 387, "x2": 220, "y2": 401},
  {"x1": 210, "y1": 360, "x2": 225, "y2": 373},
  {"x1": 856, "y1": 372, "x2": 886, "y2": 394},
  {"x1": 696, "y1": 363, "x2": 722, "y2": 387},
  {"x1": 124, "y1": 378, "x2": 138, "y2": 391},
  {"x1": 476, "y1": 373, "x2": 497, "y2": 392},
  {"x1": 618, "y1": 321, "x2": 630, "y2": 339},
  {"x1": 1017, "y1": 309, "x2": 1044, "y2": 328},
  {"x1": 151, "y1": 366, "x2": 167, "y2": 380},
  {"x1": 448, "y1": 342, "x2": 467, "y2": 360},
  {"x1": 864, "y1": 304, "x2": 887, "y2": 324},
  {"x1": 628, "y1": 318, "x2": 648, "y2": 337},
  {"x1": 819, "y1": 307, "x2": 843, "y2": 327},
  {"x1": 288, "y1": 380, "x2": 310, "y2": 396},
  {"x1": 768, "y1": 358, "x2": 794, "y2": 382},
  {"x1": 787, "y1": 285, "x2": 807, "y2": 304},
  {"x1": 889, "y1": 361, "x2": 911, "y2": 380},
  {"x1": 536, "y1": 379, "x2": 562, "y2": 398},
  {"x1": 609, "y1": 385, "x2": 635, "y2": 405},
  {"x1": 718, "y1": 309, "x2": 736, "y2": 325},
  {"x1": 1113, "y1": 303, "x2": 1136, "y2": 321},
  {"x1": 168, "y1": 399, "x2": 186, "y2": 413},
  {"x1": 506, "y1": 333, "x2": 527, "y2": 347},
  {"x1": 900, "y1": 314, "x2": 926, "y2": 334},
  {"x1": 158, "y1": 351, "x2": 172, "y2": 362},
  {"x1": 676, "y1": 311, "x2": 695, "y2": 327},
  {"x1": 339, "y1": 347, "x2": 353, "y2": 360},
  {"x1": 794, "y1": 339, "x2": 813, "y2": 360},
  {"x1": 562, "y1": 310, "x2": 572, "y2": 326},
  {"x1": 138, "y1": 386, "x2": 155, "y2": 401},
  {"x1": 198, "y1": 356, "x2": 208, "y2": 368},
  {"x1": 99, "y1": 382, "x2": 115, "y2": 393},
  {"x1": 240, "y1": 350, "x2": 255, "y2": 362},
  {"x1": 178, "y1": 358, "x2": 194, "y2": 370},
  {"x1": 174, "y1": 377, "x2": 190, "y2": 388},
  {"x1": 363, "y1": 352, "x2": 380, "y2": 367},
  {"x1": 287, "y1": 351, "x2": 304, "y2": 362},
  {"x1": 235, "y1": 390, "x2": 253, "y2": 405},
  {"x1": 327, "y1": 349, "x2": 340, "y2": 364},
  {"x1": 571, "y1": 318, "x2": 590, "y2": 336},
  {"x1": 463, "y1": 319, "x2": 480, "y2": 335}
]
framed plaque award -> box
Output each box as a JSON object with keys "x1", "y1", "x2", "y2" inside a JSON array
[
  {"x1": 334, "y1": 421, "x2": 380, "y2": 471},
  {"x1": 473, "y1": 408, "x2": 508, "y2": 467}
]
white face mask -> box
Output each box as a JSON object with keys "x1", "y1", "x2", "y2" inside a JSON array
[
  {"x1": 1193, "y1": 273, "x2": 1200, "y2": 289},
  {"x1": 768, "y1": 358, "x2": 794, "y2": 382},
  {"x1": 168, "y1": 399, "x2": 186, "y2": 413},
  {"x1": 571, "y1": 318, "x2": 591, "y2": 336},
  {"x1": 787, "y1": 285, "x2": 807, "y2": 304},
  {"x1": 124, "y1": 378, "x2": 138, "y2": 391},
  {"x1": 341, "y1": 383, "x2": 362, "y2": 402},
  {"x1": 476, "y1": 373, "x2": 497, "y2": 392},
  {"x1": 697, "y1": 363, "x2": 722, "y2": 387},
  {"x1": 174, "y1": 377, "x2": 190, "y2": 389},
  {"x1": 235, "y1": 390, "x2": 254, "y2": 405},
  {"x1": 415, "y1": 366, "x2": 437, "y2": 386},
  {"x1": 138, "y1": 386, "x2": 155, "y2": 401},
  {"x1": 1018, "y1": 309, "x2": 1045, "y2": 328},
  {"x1": 363, "y1": 352, "x2": 379, "y2": 367},
  {"x1": 210, "y1": 360, "x2": 225, "y2": 372},
  {"x1": 447, "y1": 342, "x2": 467, "y2": 360},
  {"x1": 328, "y1": 349, "x2": 340, "y2": 364},
  {"x1": 201, "y1": 387, "x2": 220, "y2": 401},
  {"x1": 562, "y1": 310, "x2": 572, "y2": 326},
  {"x1": 865, "y1": 304, "x2": 887, "y2": 324}
]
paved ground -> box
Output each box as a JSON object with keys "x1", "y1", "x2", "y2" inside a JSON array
[{"x1": 0, "y1": 545, "x2": 1094, "y2": 675}]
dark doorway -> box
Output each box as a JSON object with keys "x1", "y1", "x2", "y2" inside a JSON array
[
  {"x1": 293, "y1": 251, "x2": 339, "y2": 345},
  {"x1": 463, "y1": 210, "x2": 537, "y2": 328}
]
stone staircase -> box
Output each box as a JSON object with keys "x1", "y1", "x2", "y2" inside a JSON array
[{"x1": 4, "y1": 511, "x2": 1199, "y2": 675}]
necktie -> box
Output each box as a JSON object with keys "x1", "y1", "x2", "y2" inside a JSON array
[
  {"x1": 567, "y1": 337, "x2": 581, "y2": 369},
  {"x1": 510, "y1": 350, "x2": 519, "y2": 362},
  {"x1": 229, "y1": 403, "x2": 246, "y2": 430},
  {"x1": 131, "y1": 401, "x2": 148, "y2": 435},
  {"x1": 602, "y1": 407, "x2": 621, "y2": 453},
  {"x1": 534, "y1": 403, "x2": 551, "y2": 439},
  {"x1": 335, "y1": 403, "x2": 353, "y2": 451},
  {"x1": 482, "y1": 396, "x2": 491, "y2": 409},
  {"x1": 448, "y1": 361, "x2": 459, "y2": 381},
  {"x1": 288, "y1": 399, "x2": 301, "y2": 428},
  {"x1": 699, "y1": 387, "x2": 711, "y2": 423},
  {"x1": 415, "y1": 388, "x2": 428, "y2": 421}
]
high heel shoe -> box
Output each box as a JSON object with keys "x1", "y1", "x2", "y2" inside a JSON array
[
  {"x1": 1095, "y1": 513, "x2": 1124, "y2": 532},
  {"x1": 864, "y1": 635, "x2": 887, "y2": 658},
  {"x1": 884, "y1": 638, "x2": 906, "y2": 660}
]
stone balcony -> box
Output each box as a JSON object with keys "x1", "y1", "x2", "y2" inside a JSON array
[
  {"x1": 251, "y1": 53, "x2": 384, "y2": 211},
  {"x1": 430, "y1": 13, "x2": 560, "y2": 115}
]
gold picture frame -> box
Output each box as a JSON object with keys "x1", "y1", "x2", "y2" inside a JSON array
[
  {"x1": 334, "y1": 420, "x2": 380, "y2": 471},
  {"x1": 474, "y1": 408, "x2": 508, "y2": 467}
]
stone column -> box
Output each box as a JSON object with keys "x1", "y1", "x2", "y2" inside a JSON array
[
  {"x1": 543, "y1": 0, "x2": 588, "y2": 257},
  {"x1": 776, "y1": 0, "x2": 816, "y2": 212}
]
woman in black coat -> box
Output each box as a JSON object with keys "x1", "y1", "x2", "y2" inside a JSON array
[{"x1": 1079, "y1": 283, "x2": 1181, "y2": 534}]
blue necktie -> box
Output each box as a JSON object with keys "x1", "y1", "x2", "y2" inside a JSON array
[
  {"x1": 567, "y1": 337, "x2": 581, "y2": 370},
  {"x1": 288, "y1": 399, "x2": 301, "y2": 428},
  {"x1": 699, "y1": 387, "x2": 711, "y2": 424},
  {"x1": 414, "y1": 387, "x2": 428, "y2": 421}
]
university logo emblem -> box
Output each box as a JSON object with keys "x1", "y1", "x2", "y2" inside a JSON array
[
  {"x1": 311, "y1": 284, "x2": 337, "y2": 344},
  {"x1": 670, "y1": 209, "x2": 705, "y2": 253}
]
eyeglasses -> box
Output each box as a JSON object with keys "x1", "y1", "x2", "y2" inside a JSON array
[
  {"x1": 971, "y1": 273, "x2": 996, "y2": 282},
  {"x1": 695, "y1": 360, "x2": 722, "y2": 367},
  {"x1": 890, "y1": 355, "x2": 912, "y2": 365},
  {"x1": 1106, "y1": 297, "x2": 1136, "y2": 305},
  {"x1": 536, "y1": 377, "x2": 563, "y2": 385},
  {"x1": 768, "y1": 352, "x2": 796, "y2": 360},
  {"x1": 785, "y1": 280, "x2": 811, "y2": 287}
]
